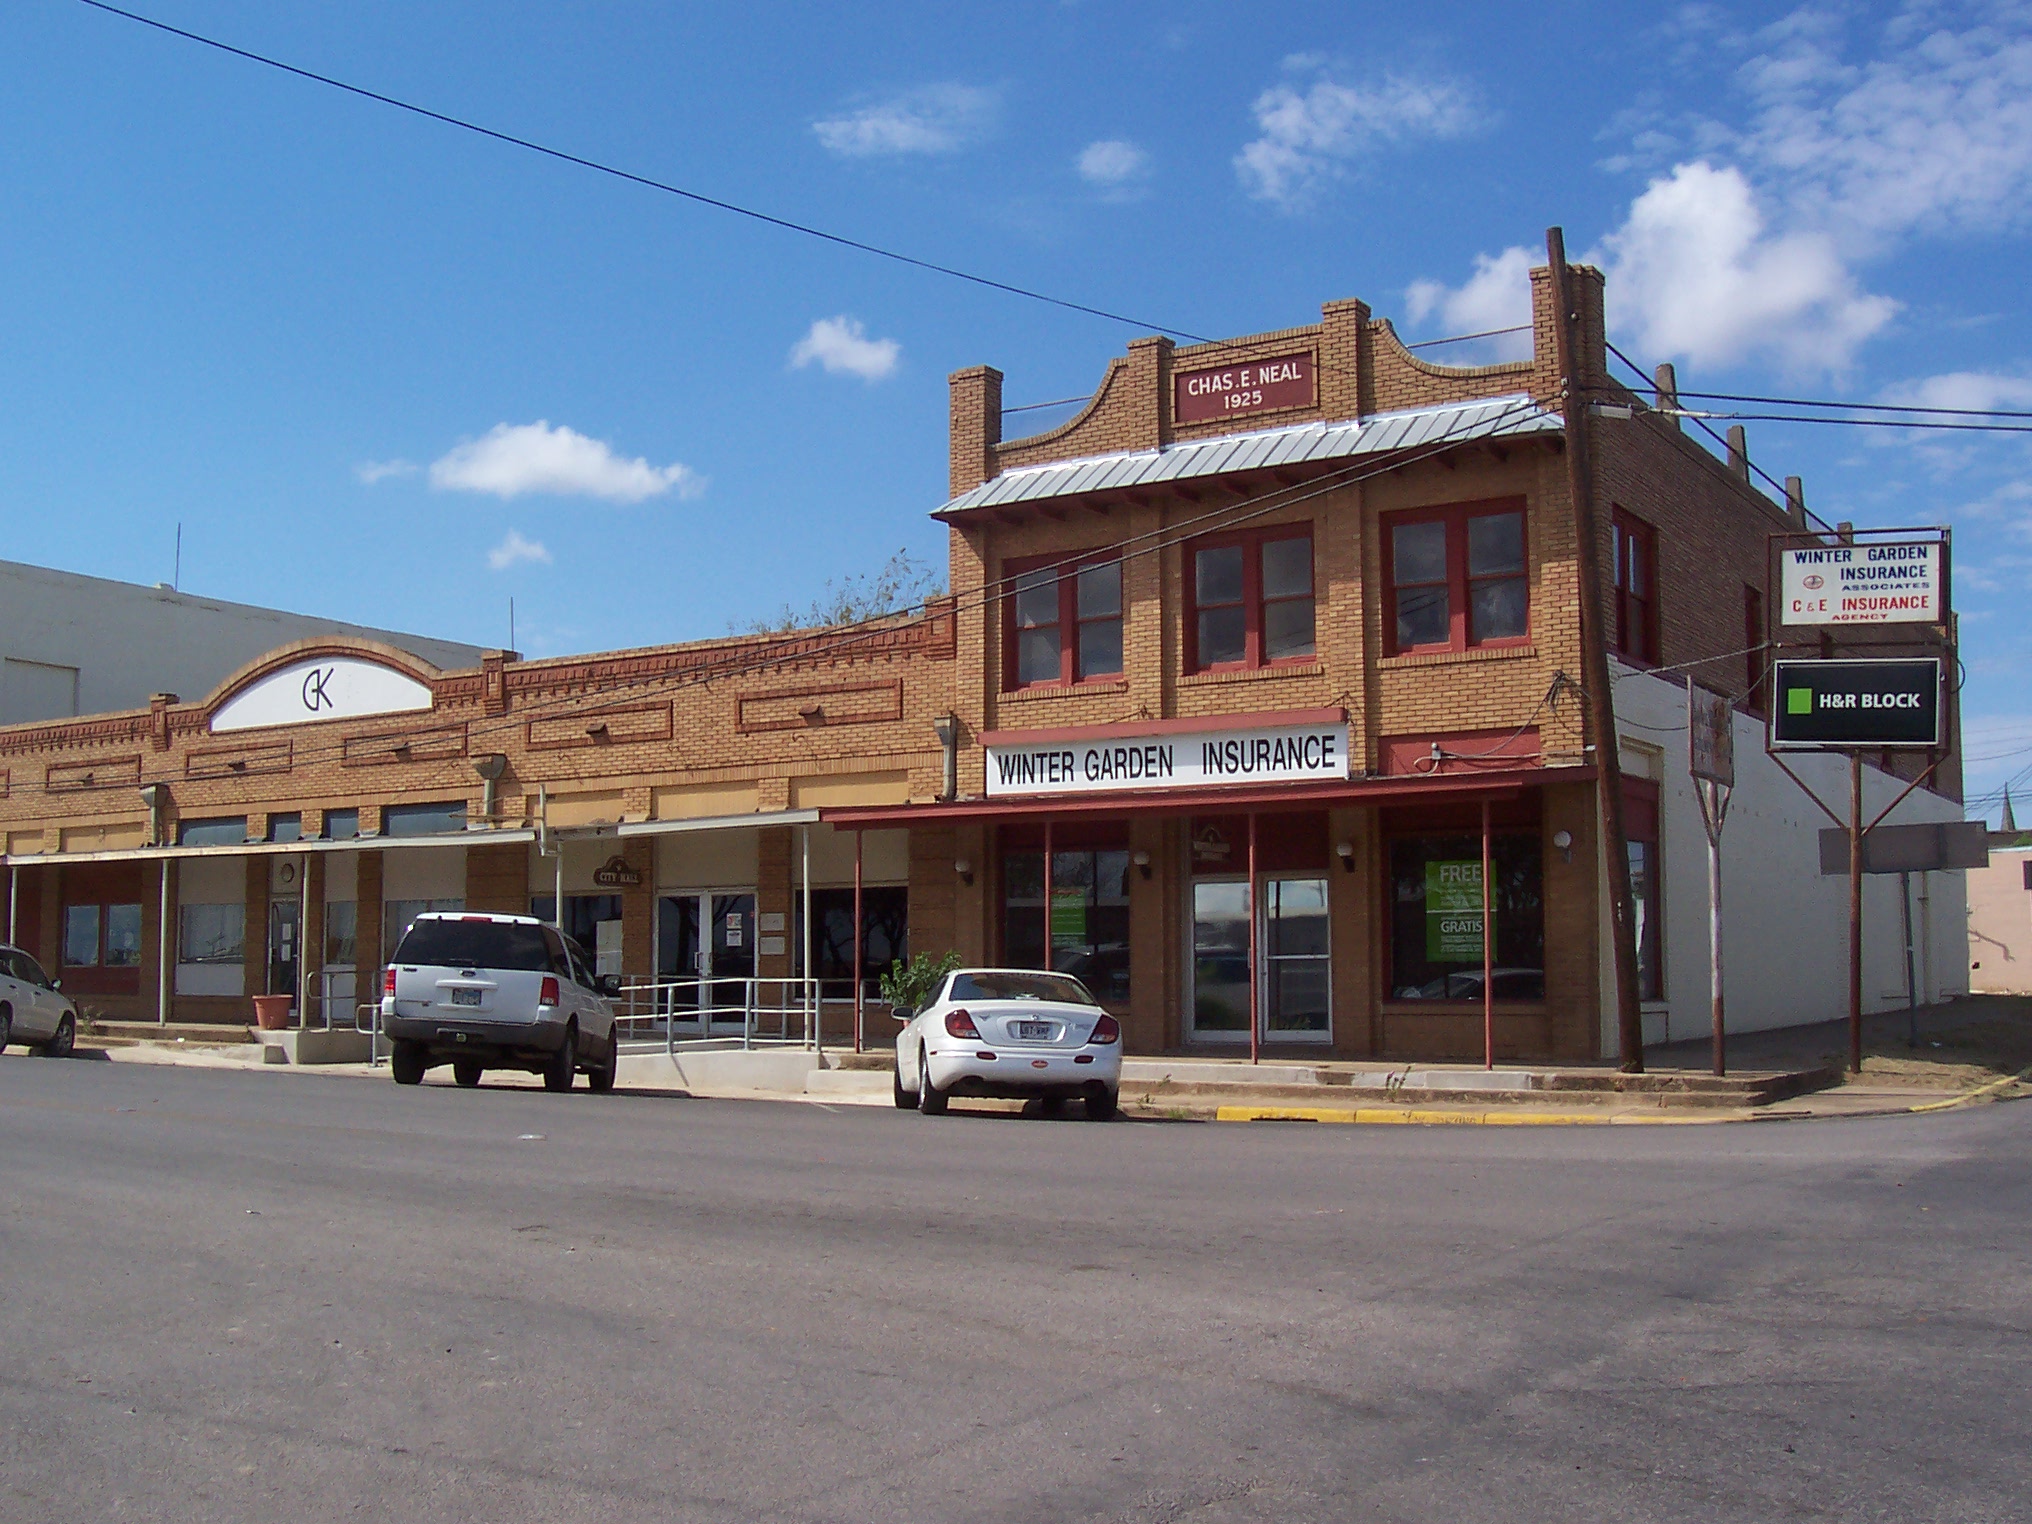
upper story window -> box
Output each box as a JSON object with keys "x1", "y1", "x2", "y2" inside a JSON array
[
  {"x1": 1743, "y1": 585, "x2": 1768, "y2": 714},
  {"x1": 1384, "y1": 501, "x2": 1529, "y2": 655},
  {"x1": 1006, "y1": 554, "x2": 1123, "y2": 689},
  {"x1": 1188, "y1": 529, "x2": 1314, "y2": 672},
  {"x1": 1611, "y1": 509, "x2": 1659, "y2": 665}
]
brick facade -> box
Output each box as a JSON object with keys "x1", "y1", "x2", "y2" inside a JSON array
[{"x1": 0, "y1": 261, "x2": 1957, "y2": 1061}]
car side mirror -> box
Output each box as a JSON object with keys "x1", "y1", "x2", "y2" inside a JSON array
[
  {"x1": 891, "y1": 1004, "x2": 912, "y2": 1022},
  {"x1": 50, "y1": 978, "x2": 61, "y2": 992},
  {"x1": 598, "y1": 974, "x2": 623, "y2": 997}
]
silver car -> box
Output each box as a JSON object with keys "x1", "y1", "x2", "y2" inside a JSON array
[
  {"x1": 380, "y1": 912, "x2": 621, "y2": 1092},
  {"x1": 0, "y1": 943, "x2": 79, "y2": 1057}
]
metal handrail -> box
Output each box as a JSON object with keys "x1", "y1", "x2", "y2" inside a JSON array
[
  {"x1": 614, "y1": 976, "x2": 822, "y2": 1057},
  {"x1": 355, "y1": 1001, "x2": 383, "y2": 1067}
]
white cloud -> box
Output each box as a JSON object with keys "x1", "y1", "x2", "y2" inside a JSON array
[
  {"x1": 428, "y1": 421, "x2": 704, "y2": 504},
  {"x1": 1405, "y1": 247, "x2": 1536, "y2": 362},
  {"x1": 1077, "y1": 139, "x2": 1150, "y2": 193},
  {"x1": 1236, "y1": 63, "x2": 1481, "y2": 208},
  {"x1": 788, "y1": 316, "x2": 900, "y2": 381},
  {"x1": 812, "y1": 84, "x2": 997, "y2": 157},
  {"x1": 355, "y1": 459, "x2": 417, "y2": 484},
  {"x1": 1879, "y1": 371, "x2": 2032, "y2": 415},
  {"x1": 1728, "y1": 5, "x2": 2032, "y2": 247},
  {"x1": 485, "y1": 529, "x2": 553, "y2": 571},
  {"x1": 1587, "y1": 161, "x2": 1896, "y2": 373}
]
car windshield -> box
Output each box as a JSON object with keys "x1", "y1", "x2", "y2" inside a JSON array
[
  {"x1": 393, "y1": 919, "x2": 551, "y2": 972},
  {"x1": 948, "y1": 971, "x2": 1097, "y2": 1006}
]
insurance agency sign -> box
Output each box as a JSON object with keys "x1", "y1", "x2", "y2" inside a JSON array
[
  {"x1": 1780, "y1": 538, "x2": 1944, "y2": 625},
  {"x1": 986, "y1": 719, "x2": 1350, "y2": 798}
]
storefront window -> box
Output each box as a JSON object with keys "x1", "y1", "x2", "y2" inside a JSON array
[
  {"x1": 1003, "y1": 849, "x2": 1131, "y2": 1004},
  {"x1": 325, "y1": 902, "x2": 358, "y2": 966},
  {"x1": 179, "y1": 903, "x2": 246, "y2": 965},
  {"x1": 795, "y1": 886, "x2": 908, "y2": 1001},
  {"x1": 1622, "y1": 778, "x2": 1664, "y2": 1000},
  {"x1": 1388, "y1": 835, "x2": 1544, "y2": 1000},
  {"x1": 64, "y1": 905, "x2": 100, "y2": 967},
  {"x1": 530, "y1": 895, "x2": 624, "y2": 976}
]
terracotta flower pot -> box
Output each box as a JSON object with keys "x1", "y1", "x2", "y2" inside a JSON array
[{"x1": 251, "y1": 995, "x2": 293, "y2": 1030}]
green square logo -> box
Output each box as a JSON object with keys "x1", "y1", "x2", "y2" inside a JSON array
[{"x1": 1786, "y1": 687, "x2": 1814, "y2": 715}]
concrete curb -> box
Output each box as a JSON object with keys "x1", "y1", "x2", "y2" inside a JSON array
[
  {"x1": 1907, "y1": 1064, "x2": 2032, "y2": 1113},
  {"x1": 1210, "y1": 1104, "x2": 1711, "y2": 1126}
]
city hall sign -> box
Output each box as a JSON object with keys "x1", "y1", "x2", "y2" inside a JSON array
[{"x1": 985, "y1": 720, "x2": 1349, "y2": 798}]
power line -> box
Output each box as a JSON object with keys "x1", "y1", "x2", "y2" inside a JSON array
[
  {"x1": 74, "y1": 0, "x2": 1214, "y2": 345},
  {"x1": 1677, "y1": 412, "x2": 2032, "y2": 436},
  {"x1": 1405, "y1": 324, "x2": 1531, "y2": 350},
  {"x1": 1676, "y1": 390, "x2": 2032, "y2": 421}
]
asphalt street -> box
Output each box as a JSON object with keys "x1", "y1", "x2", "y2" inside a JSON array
[{"x1": 0, "y1": 1054, "x2": 2024, "y2": 1523}]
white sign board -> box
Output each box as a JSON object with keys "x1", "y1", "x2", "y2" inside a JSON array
[
  {"x1": 1780, "y1": 540, "x2": 1942, "y2": 625},
  {"x1": 986, "y1": 722, "x2": 1349, "y2": 798},
  {"x1": 211, "y1": 656, "x2": 434, "y2": 732},
  {"x1": 1688, "y1": 683, "x2": 1734, "y2": 787}
]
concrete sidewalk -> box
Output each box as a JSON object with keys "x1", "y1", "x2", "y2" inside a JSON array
[{"x1": 67, "y1": 1033, "x2": 2030, "y2": 1125}]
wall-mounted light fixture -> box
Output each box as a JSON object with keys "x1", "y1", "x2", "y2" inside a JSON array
[
  {"x1": 954, "y1": 857, "x2": 974, "y2": 887},
  {"x1": 1552, "y1": 829, "x2": 1574, "y2": 864},
  {"x1": 1131, "y1": 849, "x2": 1152, "y2": 881},
  {"x1": 1335, "y1": 840, "x2": 1356, "y2": 873}
]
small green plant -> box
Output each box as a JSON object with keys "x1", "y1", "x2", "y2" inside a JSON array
[{"x1": 880, "y1": 951, "x2": 962, "y2": 1012}]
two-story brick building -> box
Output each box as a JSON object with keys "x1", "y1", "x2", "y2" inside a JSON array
[{"x1": 0, "y1": 258, "x2": 1970, "y2": 1062}]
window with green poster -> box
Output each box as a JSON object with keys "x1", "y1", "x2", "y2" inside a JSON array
[{"x1": 1390, "y1": 835, "x2": 1543, "y2": 1000}]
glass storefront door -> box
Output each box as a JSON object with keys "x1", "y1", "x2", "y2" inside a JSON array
[
  {"x1": 1187, "y1": 875, "x2": 1332, "y2": 1044},
  {"x1": 656, "y1": 891, "x2": 757, "y2": 1033}
]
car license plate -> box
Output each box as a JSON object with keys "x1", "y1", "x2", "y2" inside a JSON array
[
  {"x1": 451, "y1": 987, "x2": 483, "y2": 1007},
  {"x1": 1013, "y1": 1020, "x2": 1053, "y2": 1041}
]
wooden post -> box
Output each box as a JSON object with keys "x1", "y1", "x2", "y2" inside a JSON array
[
  {"x1": 1247, "y1": 812, "x2": 1260, "y2": 1066},
  {"x1": 1481, "y1": 799, "x2": 1494, "y2": 1071},
  {"x1": 1849, "y1": 751, "x2": 1864, "y2": 1075},
  {"x1": 1546, "y1": 226, "x2": 1646, "y2": 1073},
  {"x1": 852, "y1": 830, "x2": 864, "y2": 1055},
  {"x1": 1041, "y1": 819, "x2": 1054, "y2": 975}
]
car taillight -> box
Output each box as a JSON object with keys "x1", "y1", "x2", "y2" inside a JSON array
[
  {"x1": 539, "y1": 976, "x2": 560, "y2": 1007},
  {"x1": 383, "y1": 967, "x2": 396, "y2": 996},
  {"x1": 944, "y1": 1008, "x2": 979, "y2": 1038},
  {"x1": 1089, "y1": 1013, "x2": 1120, "y2": 1045}
]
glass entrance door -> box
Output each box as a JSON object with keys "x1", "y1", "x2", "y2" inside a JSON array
[
  {"x1": 657, "y1": 891, "x2": 757, "y2": 1034},
  {"x1": 1187, "y1": 875, "x2": 1332, "y2": 1044}
]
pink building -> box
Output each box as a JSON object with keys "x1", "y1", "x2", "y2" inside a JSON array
[{"x1": 1968, "y1": 834, "x2": 2032, "y2": 994}]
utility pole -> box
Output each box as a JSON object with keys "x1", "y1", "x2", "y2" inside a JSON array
[{"x1": 1547, "y1": 227, "x2": 1646, "y2": 1073}]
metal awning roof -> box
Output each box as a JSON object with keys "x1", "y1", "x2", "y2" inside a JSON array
[{"x1": 934, "y1": 394, "x2": 1560, "y2": 518}]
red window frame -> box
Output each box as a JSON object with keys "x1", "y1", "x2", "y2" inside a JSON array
[
  {"x1": 1001, "y1": 550, "x2": 1124, "y2": 691},
  {"x1": 1184, "y1": 526, "x2": 1316, "y2": 673},
  {"x1": 1380, "y1": 499, "x2": 1531, "y2": 656},
  {"x1": 1611, "y1": 508, "x2": 1660, "y2": 665}
]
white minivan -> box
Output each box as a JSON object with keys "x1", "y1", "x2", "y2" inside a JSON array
[{"x1": 381, "y1": 912, "x2": 620, "y2": 1092}]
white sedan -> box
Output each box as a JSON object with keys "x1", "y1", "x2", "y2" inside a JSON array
[{"x1": 893, "y1": 967, "x2": 1122, "y2": 1119}]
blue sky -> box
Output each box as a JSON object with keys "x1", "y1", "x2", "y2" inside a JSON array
[{"x1": 2, "y1": 1, "x2": 2028, "y2": 817}]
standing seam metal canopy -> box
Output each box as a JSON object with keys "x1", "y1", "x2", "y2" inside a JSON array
[{"x1": 934, "y1": 394, "x2": 1561, "y2": 517}]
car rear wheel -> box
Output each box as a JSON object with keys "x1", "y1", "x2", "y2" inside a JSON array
[
  {"x1": 587, "y1": 1034, "x2": 617, "y2": 1094},
  {"x1": 38, "y1": 1012, "x2": 75, "y2": 1058},
  {"x1": 544, "y1": 1024, "x2": 578, "y2": 1093},
  {"x1": 0, "y1": 1008, "x2": 12, "y2": 1052},
  {"x1": 391, "y1": 1041, "x2": 426, "y2": 1086},
  {"x1": 452, "y1": 1058, "x2": 483, "y2": 1088},
  {"x1": 916, "y1": 1046, "x2": 948, "y2": 1115},
  {"x1": 1084, "y1": 1086, "x2": 1118, "y2": 1121}
]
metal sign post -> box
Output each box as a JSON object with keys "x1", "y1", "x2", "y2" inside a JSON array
[{"x1": 1688, "y1": 681, "x2": 1734, "y2": 1075}]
